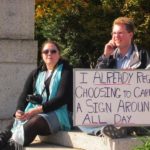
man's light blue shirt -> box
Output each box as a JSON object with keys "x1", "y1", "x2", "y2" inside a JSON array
[{"x1": 116, "y1": 45, "x2": 132, "y2": 69}]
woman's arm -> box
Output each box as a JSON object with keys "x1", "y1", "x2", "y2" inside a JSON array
[{"x1": 15, "y1": 69, "x2": 37, "y2": 112}]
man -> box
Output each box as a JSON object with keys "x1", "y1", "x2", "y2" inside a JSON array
[
  {"x1": 96, "y1": 16, "x2": 149, "y2": 69},
  {"x1": 79, "y1": 16, "x2": 150, "y2": 138}
]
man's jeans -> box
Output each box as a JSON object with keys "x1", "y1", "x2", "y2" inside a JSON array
[{"x1": 78, "y1": 126, "x2": 104, "y2": 135}]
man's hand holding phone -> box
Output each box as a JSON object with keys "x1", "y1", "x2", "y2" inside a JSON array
[{"x1": 103, "y1": 39, "x2": 117, "y2": 58}]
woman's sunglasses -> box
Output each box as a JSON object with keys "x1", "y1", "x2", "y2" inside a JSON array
[{"x1": 42, "y1": 49, "x2": 57, "y2": 55}]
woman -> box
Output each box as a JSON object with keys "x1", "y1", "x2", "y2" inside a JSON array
[{"x1": 1, "y1": 40, "x2": 73, "y2": 149}]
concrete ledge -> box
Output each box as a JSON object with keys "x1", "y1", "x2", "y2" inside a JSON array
[
  {"x1": 26, "y1": 137, "x2": 80, "y2": 150},
  {"x1": 39, "y1": 131, "x2": 143, "y2": 150},
  {"x1": 26, "y1": 144, "x2": 80, "y2": 150}
]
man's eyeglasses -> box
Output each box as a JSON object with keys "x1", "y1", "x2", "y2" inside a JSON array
[
  {"x1": 111, "y1": 31, "x2": 130, "y2": 36},
  {"x1": 42, "y1": 49, "x2": 57, "y2": 55}
]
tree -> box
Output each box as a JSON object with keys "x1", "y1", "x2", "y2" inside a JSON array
[
  {"x1": 121, "y1": 0, "x2": 150, "y2": 51},
  {"x1": 35, "y1": 0, "x2": 121, "y2": 67},
  {"x1": 35, "y1": 0, "x2": 150, "y2": 67}
]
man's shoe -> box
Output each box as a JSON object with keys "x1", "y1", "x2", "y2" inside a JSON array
[
  {"x1": 102, "y1": 125, "x2": 127, "y2": 139},
  {"x1": 134, "y1": 127, "x2": 150, "y2": 136}
]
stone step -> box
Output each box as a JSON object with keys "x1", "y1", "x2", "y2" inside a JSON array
[
  {"x1": 26, "y1": 144, "x2": 80, "y2": 150},
  {"x1": 26, "y1": 138, "x2": 80, "y2": 150},
  {"x1": 38, "y1": 131, "x2": 143, "y2": 150}
]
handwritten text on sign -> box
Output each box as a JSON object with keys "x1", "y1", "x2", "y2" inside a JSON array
[{"x1": 73, "y1": 69, "x2": 150, "y2": 126}]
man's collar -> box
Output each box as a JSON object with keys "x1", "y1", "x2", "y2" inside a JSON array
[{"x1": 116, "y1": 45, "x2": 132, "y2": 59}]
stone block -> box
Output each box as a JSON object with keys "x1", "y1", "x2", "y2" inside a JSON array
[
  {"x1": 0, "y1": 0, "x2": 35, "y2": 39},
  {"x1": 0, "y1": 63, "x2": 36, "y2": 118},
  {"x1": 0, "y1": 40, "x2": 37, "y2": 63},
  {"x1": 25, "y1": 136, "x2": 80, "y2": 150},
  {"x1": 0, "y1": 118, "x2": 13, "y2": 130},
  {"x1": 39, "y1": 131, "x2": 143, "y2": 150},
  {"x1": 26, "y1": 140, "x2": 80, "y2": 150},
  {"x1": 0, "y1": 39, "x2": 37, "y2": 120}
]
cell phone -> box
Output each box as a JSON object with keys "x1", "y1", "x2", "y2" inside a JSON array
[
  {"x1": 111, "y1": 38, "x2": 116, "y2": 49},
  {"x1": 113, "y1": 45, "x2": 117, "y2": 49}
]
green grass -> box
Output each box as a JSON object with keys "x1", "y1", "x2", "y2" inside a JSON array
[{"x1": 133, "y1": 137, "x2": 150, "y2": 150}]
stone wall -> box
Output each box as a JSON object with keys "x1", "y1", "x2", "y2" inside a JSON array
[{"x1": 0, "y1": 0, "x2": 37, "y2": 129}]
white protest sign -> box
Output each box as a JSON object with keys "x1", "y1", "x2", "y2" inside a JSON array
[{"x1": 73, "y1": 69, "x2": 150, "y2": 126}]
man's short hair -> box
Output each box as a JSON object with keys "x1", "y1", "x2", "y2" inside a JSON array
[{"x1": 113, "y1": 17, "x2": 135, "y2": 33}]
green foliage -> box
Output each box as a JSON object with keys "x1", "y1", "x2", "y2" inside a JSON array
[
  {"x1": 133, "y1": 137, "x2": 150, "y2": 150},
  {"x1": 122, "y1": 0, "x2": 150, "y2": 51},
  {"x1": 35, "y1": 0, "x2": 119, "y2": 67},
  {"x1": 35, "y1": 0, "x2": 150, "y2": 67}
]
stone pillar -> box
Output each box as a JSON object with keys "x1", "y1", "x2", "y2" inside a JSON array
[{"x1": 0, "y1": 0, "x2": 37, "y2": 129}]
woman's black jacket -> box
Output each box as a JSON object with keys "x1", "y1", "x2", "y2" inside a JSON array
[{"x1": 16, "y1": 59, "x2": 73, "y2": 113}]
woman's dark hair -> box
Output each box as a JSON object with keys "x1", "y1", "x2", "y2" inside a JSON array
[
  {"x1": 39, "y1": 40, "x2": 61, "y2": 71},
  {"x1": 41, "y1": 40, "x2": 61, "y2": 52},
  {"x1": 34, "y1": 40, "x2": 62, "y2": 91}
]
